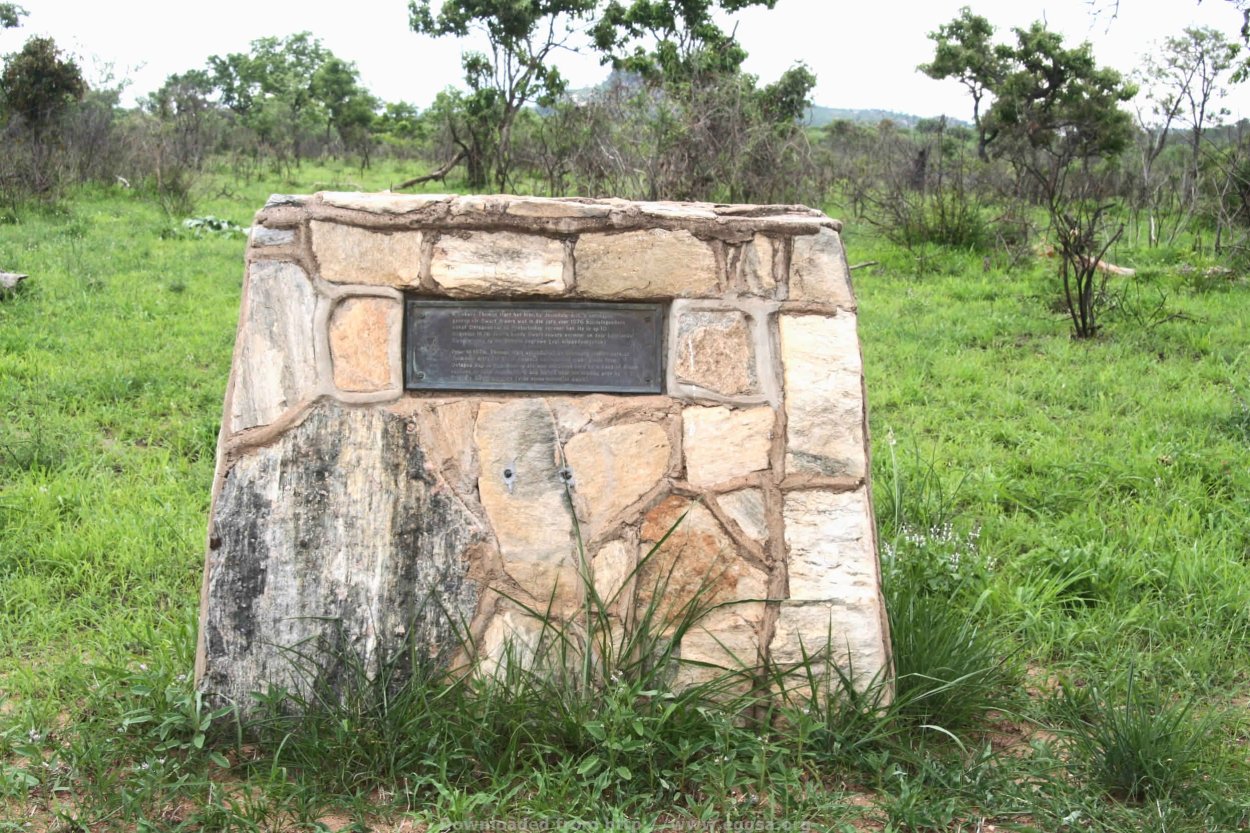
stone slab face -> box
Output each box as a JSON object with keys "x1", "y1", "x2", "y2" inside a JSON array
[
  {"x1": 431, "y1": 231, "x2": 566, "y2": 295},
  {"x1": 780, "y1": 312, "x2": 866, "y2": 479},
  {"x1": 199, "y1": 193, "x2": 887, "y2": 714},
  {"x1": 575, "y1": 229, "x2": 719, "y2": 298},
  {"x1": 228, "y1": 261, "x2": 318, "y2": 433},
  {"x1": 329, "y1": 297, "x2": 401, "y2": 392}
]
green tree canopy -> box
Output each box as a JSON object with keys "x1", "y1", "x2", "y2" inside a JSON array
[
  {"x1": 1, "y1": 35, "x2": 85, "y2": 129},
  {"x1": 0, "y1": 2, "x2": 26, "y2": 29}
]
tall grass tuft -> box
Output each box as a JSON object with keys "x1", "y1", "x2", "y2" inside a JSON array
[{"x1": 1056, "y1": 665, "x2": 1220, "y2": 801}]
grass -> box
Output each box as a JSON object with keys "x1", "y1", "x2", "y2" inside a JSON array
[{"x1": 1, "y1": 160, "x2": 1249, "y2": 829}]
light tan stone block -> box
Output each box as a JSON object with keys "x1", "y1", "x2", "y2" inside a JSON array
[
  {"x1": 321, "y1": 191, "x2": 451, "y2": 213},
  {"x1": 480, "y1": 609, "x2": 545, "y2": 676},
  {"x1": 329, "y1": 297, "x2": 400, "y2": 392},
  {"x1": 783, "y1": 489, "x2": 877, "y2": 602},
  {"x1": 789, "y1": 228, "x2": 854, "y2": 306},
  {"x1": 474, "y1": 400, "x2": 573, "y2": 566},
  {"x1": 505, "y1": 561, "x2": 583, "y2": 611},
  {"x1": 592, "y1": 539, "x2": 635, "y2": 610},
  {"x1": 229, "y1": 261, "x2": 319, "y2": 433},
  {"x1": 674, "y1": 310, "x2": 758, "y2": 396},
  {"x1": 311, "y1": 221, "x2": 423, "y2": 286},
  {"x1": 717, "y1": 488, "x2": 769, "y2": 546},
  {"x1": 673, "y1": 603, "x2": 764, "y2": 687},
  {"x1": 779, "y1": 313, "x2": 866, "y2": 479},
  {"x1": 741, "y1": 235, "x2": 777, "y2": 295},
  {"x1": 576, "y1": 229, "x2": 718, "y2": 298},
  {"x1": 506, "y1": 198, "x2": 613, "y2": 219},
  {"x1": 769, "y1": 601, "x2": 888, "y2": 688},
  {"x1": 563, "y1": 421, "x2": 670, "y2": 534},
  {"x1": 682, "y1": 405, "x2": 774, "y2": 489},
  {"x1": 430, "y1": 231, "x2": 566, "y2": 295}
]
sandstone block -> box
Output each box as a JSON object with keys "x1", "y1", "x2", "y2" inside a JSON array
[
  {"x1": 639, "y1": 497, "x2": 768, "y2": 618},
  {"x1": 779, "y1": 313, "x2": 866, "y2": 479},
  {"x1": 202, "y1": 402, "x2": 485, "y2": 709},
  {"x1": 783, "y1": 489, "x2": 877, "y2": 602},
  {"x1": 789, "y1": 228, "x2": 854, "y2": 306},
  {"x1": 474, "y1": 400, "x2": 573, "y2": 566},
  {"x1": 769, "y1": 601, "x2": 888, "y2": 688},
  {"x1": 576, "y1": 230, "x2": 718, "y2": 298},
  {"x1": 480, "y1": 609, "x2": 545, "y2": 677},
  {"x1": 682, "y1": 405, "x2": 774, "y2": 489},
  {"x1": 311, "y1": 221, "x2": 422, "y2": 286},
  {"x1": 741, "y1": 235, "x2": 777, "y2": 295},
  {"x1": 229, "y1": 261, "x2": 319, "y2": 433},
  {"x1": 592, "y1": 539, "x2": 635, "y2": 611},
  {"x1": 504, "y1": 561, "x2": 584, "y2": 611},
  {"x1": 329, "y1": 297, "x2": 401, "y2": 392},
  {"x1": 321, "y1": 191, "x2": 450, "y2": 213},
  {"x1": 563, "y1": 421, "x2": 671, "y2": 535},
  {"x1": 673, "y1": 603, "x2": 764, "y2": 687},
  {"x1": 431, "y1": 231, "x2": 566, "y2": 295},
  {"x1": 717, "y1": 488, "x2": 769, "y2": 546},
  {"x1": 673, "y1": 310, "x2": 758, "y2": 396},
  {"x1": 506, "y1": 198, "x2": 613, "y2": 219}
]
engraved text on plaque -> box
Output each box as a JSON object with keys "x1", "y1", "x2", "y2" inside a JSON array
[{"x1": 405, "y1": 299, "x2": 664, "y2": 393}]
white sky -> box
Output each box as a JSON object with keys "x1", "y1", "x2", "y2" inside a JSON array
[{"x1": 4, "y1": 0, "x2": 1249, "y2": 122}]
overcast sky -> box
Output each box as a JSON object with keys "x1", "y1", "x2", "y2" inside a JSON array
[{"x1": 4, "y1": 0, "x2": 1249, "y2": 122}]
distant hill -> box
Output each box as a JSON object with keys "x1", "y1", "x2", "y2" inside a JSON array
[{"x1": 804, "y1": 106, "x2": 968, "y2": 129}]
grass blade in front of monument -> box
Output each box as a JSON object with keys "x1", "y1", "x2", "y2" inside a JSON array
[{"x1": 236, "y1": 500, "x2": 803, "y2": 819}]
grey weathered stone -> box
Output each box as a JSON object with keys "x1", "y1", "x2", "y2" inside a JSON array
[
  {"x1": 430, "y1": 231, "x2": 566, "y2": 295},
  {"x1": 0, "y1": 271, "x2": 28, "y2": 293},
  {"x1": 576, "y1": 229, "x2": 719, "y2": 298},
  {"x1": 789, "y1": 228, "x2": 854, "y2": 306},
  {"x1": 311, "y1": 221, "x2": 423, "y2": 286},
  {"x1": 783, "y1": 489, "x2": 878, "y2": 602},
  {"x1": 250, "y1": 226, "x2": 296, "y2": 247},
  {"x1": 717, "y1": 488, "x2": 769, "y2": 546},
  {"x1": 201, "y1": 401, "x2": 485, "y2": 710},
  {"x1": 673, "y1": 310, "x2": 758, "y2": 396},
  {"x1": 229, "y1": 261, "x2": 319, "y2": 433},
  {"x1": 682, "y1": 405, "x2": 774, "y2": 489},
  {"x1": 779, "y1": 313, "x2": 866, "y2": 479}
]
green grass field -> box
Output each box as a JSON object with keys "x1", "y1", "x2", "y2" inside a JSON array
[{"x1": 1, "y1": 161, "x2": 1248, "y2": 830}]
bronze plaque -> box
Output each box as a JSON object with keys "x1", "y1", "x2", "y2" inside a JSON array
[{"x1": 405, "y1": 299, "x2": 664, "y2": 393}]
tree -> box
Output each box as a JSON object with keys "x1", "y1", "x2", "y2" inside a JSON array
[
  {"x1": 0, "y1": 3, "x2": 25, "y2": 29},
  {"x1": 1132, "y1": 27, "x2": 1240, "y2": 243},
  {"x1": 918, "y1": 7, "x2": 1010, "y2": 161},
  {"x1": 924, "y1": 14, "x2": 1135, "y2": 338},
  {"x1": 207, "y1": 33, "x2": 375, "y2": 164},
  {"x1": 1, "y1": 35, "x2": 85, "y2": 129},
  {"x1": 589, "y1": 0, "x2": 777, "y2": 81},
  {"x1": 410, "y1": 0, "x2": 596, "y2": 190}
]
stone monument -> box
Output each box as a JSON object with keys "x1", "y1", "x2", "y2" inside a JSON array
[{"x1": 195, "y1": 192, "x2": 890, "y2": 711}]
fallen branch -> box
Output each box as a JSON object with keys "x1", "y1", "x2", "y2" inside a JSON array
[
  {"x1": 849, "y1": 261, "x2": 879, "y2": 271},
  {"x1": 1038, "y1": 244, "x2": 1135, "y2": 277},
  {"x1": 393, "y1": 151, "x2": 466, "y2": 191}
]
